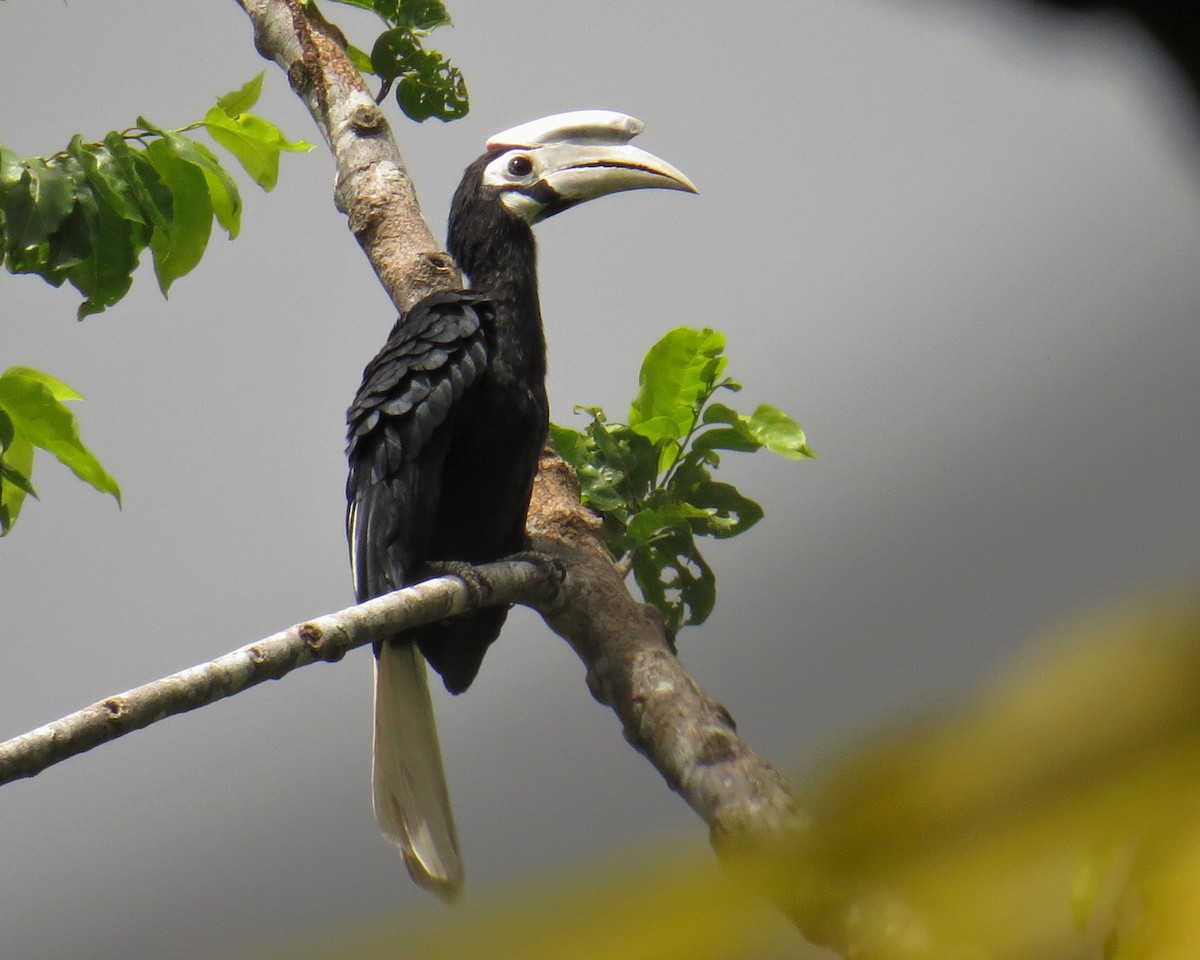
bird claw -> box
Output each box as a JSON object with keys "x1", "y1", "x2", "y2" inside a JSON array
[
  {"x1": 506, "y1": 550, "x2": 568, "y2": 597},
  {"x1": 420, "y1": 560, "x2": 492, "y2": 607}
]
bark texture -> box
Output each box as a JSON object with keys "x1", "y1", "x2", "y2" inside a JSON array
[
  {"x1": 527, "y1": 453, "x2": 810, "y2": 845},
  {"x1": 238, "y1": 0, "x2": 458, "y2": 311}
]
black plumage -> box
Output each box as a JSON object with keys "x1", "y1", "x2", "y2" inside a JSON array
[{"x1": 346, "y1": 152, "x2": 549, "y2": 694}]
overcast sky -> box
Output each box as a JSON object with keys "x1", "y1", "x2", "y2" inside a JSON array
[{"x1": 3, "y1": 1, "x2": 1199, "y2": 958}]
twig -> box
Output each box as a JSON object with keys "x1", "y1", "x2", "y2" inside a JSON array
[{"x1": 0, "y1": 561, "x2": 556, "y2": 786}]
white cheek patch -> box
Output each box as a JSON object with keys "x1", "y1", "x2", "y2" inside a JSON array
[
  {"x1": 482, "y1": 153, "x2": 516, "y2": 188},
  {"x1": 500, "y1": 190, "x2": 542, "y2": 223},
  {"x1": 483, "y1": 152, "x2": 545, "y2": 222}
]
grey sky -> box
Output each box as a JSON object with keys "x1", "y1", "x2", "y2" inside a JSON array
[{"x1": 3, "y1": 1, "x2": 1199, "y2": 957}]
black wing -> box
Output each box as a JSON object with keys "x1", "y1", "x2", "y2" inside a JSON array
[{"x1": 346, "y1": 291, "x2": 490, "y2": 604}]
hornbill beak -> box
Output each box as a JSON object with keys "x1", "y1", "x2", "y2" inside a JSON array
[{"x1": 484, "y1": 110, "x2": 697, "y2": 224}]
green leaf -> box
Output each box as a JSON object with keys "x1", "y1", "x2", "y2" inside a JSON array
[
  {"x1": 632, "y1": 528, "x2": 716, "y2": 631},
  {"x1": 3, "y1": 158, "x2": 77, "y2": 255},
  {"x1": 629, "y1": 327, "x2": 726, "y2": 444},
  {"x1": 551, "y1": 412, "x2": 657, "y2": 549},
  {"x1": 371, "y1": 27, "x2": 421, "y2": 82},
  {"x1": 633, "y1": 415, "x2": 683, "y2": 447},
  {"x1": 397, "y1": 0, "x2": 451, "y2": 31},
  {"x1": 162, "y1": 133, "x2": 242, "y2": 239},
  {"x1": 627, "y1": 501, "x2": 709, "y2": 546},
  {"x1": 328, "y1": 0, "x2": 398, "y2": 21},
  {"x1": 548, "y1": 423, "x2": 587, "y2": 468},
  {"x1": 328, "y1": 0, "x2": 448, "y2": 30},
  {"x1": 215, "y1": 72, "x2": 264, "y2": 116},
  {"x1": 396, "y1": 55, "x2": 469, "y2": 122},
  {"x1": 65, "y1": 168, "x2": 140, "y2": 318},
  {"x1": 103, "y1": 134, "x2": 174, "y2": 232},
  {"x1": 700, "y1": 401, "x2": 741, "y2": 425},
  {"x1": 0, "y1": 368, "x2": 120, "y2": 505},
  {"x1": 0, "y1": 147, "x2": 21, "y2": 189},
  {"x1": 2, "y1": 366, "x2": 85, "y2": 401},
  {"x1": 204, "y1": 107, "x2": 312, "y2": 191},
  {"x1": 144, "y1": 138, "x2": 214, "y2": 294},
  {"x1": 0, "y1": 454, "x2": 37, "y2": 497},
  {"x1": 747, "y1": 403, "x2": 815, "y2": 459},
  {"x1": 685, "y1": 480, "x2": 763, "y2": 539},
  {"x1": 586, "y1": 413, "x2": 657, "y2": 506},
  {"x1": 0, "y1": 408, "x2": 12, "y2": 449},
  {"x1": 691, "y1": 426, "x2": 761, "y2": 456},
  {"x1": 68, "y1": 137, "x2": 139, "y2": 222},
  {"x1": 655, "y1": 437, "x2": 681, "y2": 475},
  {"x1": 0, "y1": 433, "x2": 35, "y2": 535},
  {"x1": 346, "y1": 42, "x2": 376, "y2": 75}
]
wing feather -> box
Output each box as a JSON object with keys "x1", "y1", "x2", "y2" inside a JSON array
[{"x1": 345, "y1": 291, "x2": 490, "y2": 900}]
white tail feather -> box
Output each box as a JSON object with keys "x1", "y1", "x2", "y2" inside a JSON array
[{"x1": 373, "y1": 641, "x2": 464, "y2": 902}]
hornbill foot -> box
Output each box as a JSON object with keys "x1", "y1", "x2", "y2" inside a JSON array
[
  {"x1": 419, "y1": 560, "x2": 492, "y2": 608},
  {"x1": 505, "y1": 549, "x2": 568, "y2": 601}
]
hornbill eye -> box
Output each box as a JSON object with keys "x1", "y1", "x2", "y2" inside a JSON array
[{"x1": 506, "y1": 155, "x2": 533, "y2": 177}]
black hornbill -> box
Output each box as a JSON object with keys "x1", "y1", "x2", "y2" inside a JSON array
[{"x1": 346, "y1": 111, "x2": 694, "y2": 900}]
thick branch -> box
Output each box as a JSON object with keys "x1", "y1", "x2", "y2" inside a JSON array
[
  {"x1": 526, "y1": 453, "x2": 811, "y2": 846},
  {"x1": 0, "y1": 561, "x2": 556, "y2": 786}
]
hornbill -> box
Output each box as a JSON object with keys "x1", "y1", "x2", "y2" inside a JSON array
[{"x1": 346, "y1": 111, "x2": 695, "y2": 901}]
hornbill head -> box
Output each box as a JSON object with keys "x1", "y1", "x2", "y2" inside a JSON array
[
  {"x1": 478, "y1": 110, "x2": 697, "y2": 224},
  {"x1": 448, "y1": 110, "x2": 694, "y2": 287}
]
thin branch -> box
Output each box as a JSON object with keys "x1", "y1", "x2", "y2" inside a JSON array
[{"x1": 0, "y1": 561, "x2": 557, "y2": 787}]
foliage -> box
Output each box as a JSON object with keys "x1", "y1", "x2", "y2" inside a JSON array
[
  {"x1": 0, "y1": 367, "x2": 119, "y2": 535},
  {"x1": 551, "y1": 327, "x2": 814, "y2": 631},
  {"x1": 0, "y1": 72, "x2": 310, "y2": 319},
  {"x1": 325, "y1": 0, "x2": 469, "y2": 121},
  {"x1": 1, "y1": 74, "x2": 305, "y2": 532}
]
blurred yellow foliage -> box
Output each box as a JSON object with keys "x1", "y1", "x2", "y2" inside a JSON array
[
  {"x1": 248, "y1": 584, "x2": 1200, "y2": 960},
  {"x1": 792, "y1": 584, "x2": 1200, "y2": 958}
]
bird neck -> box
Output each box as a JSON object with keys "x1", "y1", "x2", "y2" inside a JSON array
[{"x1": 448, "y1": 197, "x2": 547, "y2": 387}]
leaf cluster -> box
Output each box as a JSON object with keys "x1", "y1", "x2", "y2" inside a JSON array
[
  {"x1": 550, "y1": 327, "x2": 813, "y2": 632},
  {"x1": 0, "y1": 73, "x2": 310, "y2": 318},
  {"x1": 0, "y1": 367, "x2": 119, "y2": 535},
  {"x1": 328, "y1": 0, "x2": 469, "y2": 122}
]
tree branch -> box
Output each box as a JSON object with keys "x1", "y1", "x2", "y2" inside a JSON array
[
  {"x1": 236, "y1": 0, "x2": 459, "y2": 311},
  {"x1": 527, "y1": 453, "x2": 811, "y2": 845},
  {"x1": 0, "y1": 561, "x2": 557, "y2": 787}
]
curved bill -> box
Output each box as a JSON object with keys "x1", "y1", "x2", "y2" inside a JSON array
[{"x1": 537, "y1": 141, "x2": 698, "y2": 205}]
